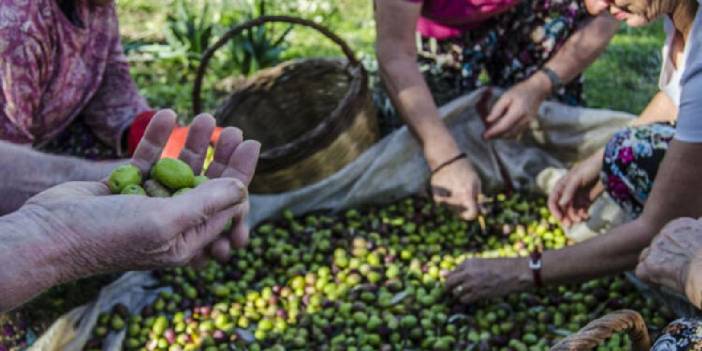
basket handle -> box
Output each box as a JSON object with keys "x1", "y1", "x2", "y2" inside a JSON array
[
  {"x1": 550, "y1": 310, "x2": 652, "y2": 351},
  {"x1": 193, "y1": 15, "x2": 359, "y2": 115}
]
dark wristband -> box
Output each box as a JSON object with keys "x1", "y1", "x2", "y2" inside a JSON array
[
  {"x1": 529, "y1": 250, "x2": 543, "y2": 288},
  {"x1": 541, "y1": 67, "x2": 563, "y2": 95},
  {"x1": 430, "y1": 153, "x2": 467, "y2": 176}
]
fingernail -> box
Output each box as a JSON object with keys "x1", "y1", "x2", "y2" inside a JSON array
[
  {"x1": 155, "y1": 109, "x2": 177, "y2": 117},
  {"x1": 250, "y1": 140, "x2": 261, "y2": 153},
  {"x1": 196, "y1": 113, "x2": 216, "y2": 124},
  {"x1": 230, "y1": 127, "x2": 243, "y2": 139}
]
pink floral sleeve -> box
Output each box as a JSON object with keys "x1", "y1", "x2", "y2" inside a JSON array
[
  {"x1": 0, "y1": 5, "x2": 49, "y2": 144},
  {"x1": 81, "y1": 32, "x2": 149, "y2": 152},
  {"x1": 0, "y1": 0, "x2": 149, "y2": 150}
]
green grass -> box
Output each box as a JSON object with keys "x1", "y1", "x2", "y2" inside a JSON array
[
  {"x1": 583, "y1": 23, "x2": 665, "y2": 113},
  {"x1": 116, "y1": 1, "x2": 664, "y2": 116}
]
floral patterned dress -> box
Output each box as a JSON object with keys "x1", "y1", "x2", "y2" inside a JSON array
[
  {"x1": 0, "y1": 0, "x2": 149, "y2": 159},
  {"x1": 600, "y1": 123, "x2": 676, "y2": 218}
]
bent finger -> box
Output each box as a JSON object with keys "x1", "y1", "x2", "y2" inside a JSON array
[
  {"x1": 206, "y1": 127, "x2": 244, "y2": 178},
  {"x1": 132, "y1": 110, "x2": 177, "y2": 174},
  {"x1": 166, "y1": 178, "x2": 247, "y2": 231},
  {"x1": 484, "y1": 108, "x2": 523, "y2": 140},
  {"x1": 502, "y1": 117, "x2": 531, "y2": 139},
  {"x1": 179, "y1": 114, "x2": 216, "y2": 175},
  {"x1": 227, "y1": 201, "x2": 251, "y2": 249},
  {"x1": 210, "y1": 238, "x2": 232, "y2": 263},
  {"x1": 558, "y1": 177, "x2": 581, "y2": 208},
  {"x1": 446, "y1": 269, "x2": 470, "y2": 291},
  {"x1": 221, "y1": 140, "x2": 261, "y2": 185},
  {"x1": 459, "y1": 198, "x2": 479, "y2": 220},
  {"x1": 181, "y1": 206, "x2": 239, "y2": 257},
  {"x1": 485, "y1": 95, "x2": 511, "y2": 124},
  {"x1": 548, "y1": 181, "x2": 566, "y2": 220}
]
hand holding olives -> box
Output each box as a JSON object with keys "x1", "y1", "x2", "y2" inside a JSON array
[
  {"x1": 108, "y1": 110, "x2": 260, "y2": 264},
  {"x1": 9, "y1": 110, "x2": 259, "y2": 298}
]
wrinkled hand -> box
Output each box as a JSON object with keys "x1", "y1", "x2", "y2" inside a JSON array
[
  {"x1": 548, "y1": 152, "x2": 604, "y2": 227},
  {"x1": 430, "y1": 157, "x2": 481, "y2": 220},
  {"x1": 483, "y1": 78, "x2": 549, "y2": 140},
  {"x1": 20, "y1": 110, "x2": 260, "y2": 276},
  {"x1": 636, "y1": 217, "x2": 702, "y2": 308},
  {"x1": 446, "y1": 258, "x2": 531, "y2": 304}
]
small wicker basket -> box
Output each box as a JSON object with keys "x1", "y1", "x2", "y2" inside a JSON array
[
  {"x1": 550, "y1": 310, "x2": 652, "y2": 351},
  {"x1": 193, "y1": 16, "x2": 379, "y2": 193}
]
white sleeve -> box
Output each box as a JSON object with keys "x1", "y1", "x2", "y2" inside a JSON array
[{"x1": 674, "y1": 5, "x2": 702, "y2": 142}]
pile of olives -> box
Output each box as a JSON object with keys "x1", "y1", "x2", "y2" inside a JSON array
[
  {"x1": 108, "y1": 158, "x2": 209, "y2": 197},
  {"x1": 80, "y1": 193, "x2": 673, "y2": 351}
]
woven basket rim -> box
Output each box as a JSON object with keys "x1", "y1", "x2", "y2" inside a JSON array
[{"x1": 550, "y1": 309, "x2": 651, "y2": 351}]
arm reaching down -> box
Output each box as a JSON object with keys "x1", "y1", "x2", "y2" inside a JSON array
[
  {"x1": 0, "y1": 142, "x2": 125, "y2": 215},
  {"x1": 484, "y1": 14, "x2": 619, "y2": 139},
  {"x1": 548, "y1": 90, "x2": 678, "y2": 227},
  {"x1": 374, "y1": 0, "x2": 482, "y2": 219}
]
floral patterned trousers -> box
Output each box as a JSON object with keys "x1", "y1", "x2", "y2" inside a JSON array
[
  {"x1": 601, "y1": 123, "x2": 676, "y2": 218},
  {"x1": 651, "y1": 318, "x2": 702, "y2": 351}
]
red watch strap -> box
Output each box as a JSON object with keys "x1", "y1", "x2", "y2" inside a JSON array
[{"x1": 529, "y1": 250, "x2": 543, "y2": 288}]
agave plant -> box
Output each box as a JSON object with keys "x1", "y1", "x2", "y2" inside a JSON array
[
  {"x1": 164, "y1": 0, "x2": 217, "y2": 71},
  {"x1": 219, "y1": 0, "x2": 294, "y2": 76}
]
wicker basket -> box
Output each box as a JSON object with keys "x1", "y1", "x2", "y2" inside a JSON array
[
  {"x1": 193, "y1": 16, "x2": 379, "y2": 194},
  {"x1": 550, "y1": 310, "x2": 652, "y2": 351}
]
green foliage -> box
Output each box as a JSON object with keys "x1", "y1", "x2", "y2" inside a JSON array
[
  {"x1": 217, "y1": 1, "x2": 294, "y2": 76},
  {"x1": 118, "y1": 1, "x2": 665, "y2": 117},
  {"x1": 121, "y1": 0, "x2": 298, "y2": 118},
  {"x1": 164, "y1": 0, "x2": 215, "y2": 69},
  {"x1": 583, "y1": 22, "x2": 665, "y2": 114}
]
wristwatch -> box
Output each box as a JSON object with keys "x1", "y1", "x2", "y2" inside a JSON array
[{"x1": 541, "y1": 67, "x2": 563, "y2": 95}]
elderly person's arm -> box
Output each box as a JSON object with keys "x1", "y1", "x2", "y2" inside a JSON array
[
  {"x1": 0, "y1": 5, "x2": 129, "y2": 214},
  {"x1": 0, "y1": 143, "x2": 126, "y2": 215},
  {"x1": 375, "y1": 0, "x2": 482, "y2": 220},
  {"x1": 0, "y1": 111, "x2": 260, "y2": 312},
  {"x1": 636, "y1": 217, "x2": 702, "y2": 309},
  {"x1": 484, "y1": 13, "x2": 619, "y2": 138}
]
